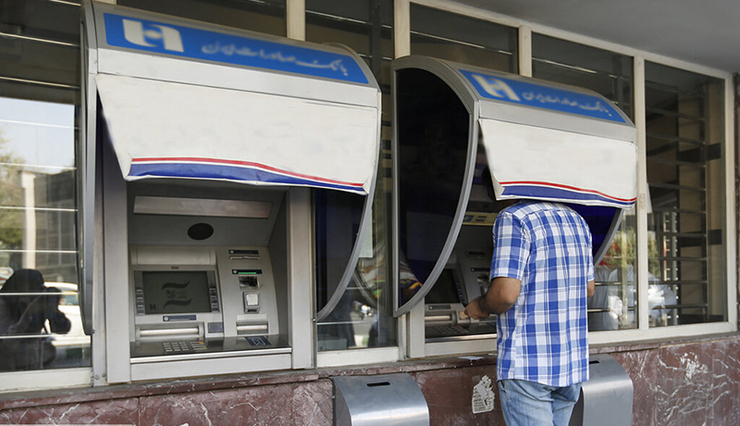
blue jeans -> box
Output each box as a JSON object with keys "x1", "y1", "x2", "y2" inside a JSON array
[{"x1": 498, "y1": 379, "x2": 582, "y2": 426}]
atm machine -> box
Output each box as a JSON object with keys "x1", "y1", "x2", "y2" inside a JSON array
[
  {"x1": 78, "y1": 2, "x2": 380, "y2": 383},
  {"x1": 391, "y1": 56, "x2": 637, "y2": 357}
]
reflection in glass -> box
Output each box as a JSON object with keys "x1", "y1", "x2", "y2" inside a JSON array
[
  {"x1": 307, "y1": 0, "x2": 396, "y2": 350},
  {"x1": 645, "y1": 62, "x2": 726, "y2": 326},
  {"x1": 410, "y1": 4, "x2": 517, "y2": 72},
  {"x1": 0, "y1": 97, "x2": 90, "y2": 370},
  {"x1": 118, "y1": 0, "x2": 287, "y2": 37},
  {"x1": 532, "y1": 33, "x2": 633, "y2": 118},
  {"x1": 590, "y1": 211, "x2": 638, "y2": 330},
  {"x1": 531, "y1": 35, "x2": 638, "y2": 330}
]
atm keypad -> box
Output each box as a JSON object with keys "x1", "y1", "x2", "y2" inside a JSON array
[
  {"x1": 162, "y1": 340, "x2": 208, "y2": 354},
  {"x1": 427, "y1": 325, "x2": 469, "y2": 336}
]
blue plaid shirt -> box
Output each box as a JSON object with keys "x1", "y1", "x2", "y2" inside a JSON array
[{"x1": 491, "y1": 201, "x2": 593, "y2": 387}]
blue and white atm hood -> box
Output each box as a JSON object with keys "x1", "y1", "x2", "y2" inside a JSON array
[
  {"x1": 439, "y1": 58, "x2": 637, "y2": 208},
  {"x1": 82, "y1": 1, "x2": 381, "y2": 194},
  {"x1": 392, "y1": 56, "x2": 637, "y2": 316}
]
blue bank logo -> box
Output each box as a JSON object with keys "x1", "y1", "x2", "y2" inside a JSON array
[
  {"x1": 122, "y1": 19, "x2": 184, "y2": 52},
  {"x1": 460, "y1": 70, "x2": 626, "y2": 123},
  {"x1": 103, "y1": 13, "x2": 369, "y2": 84}
]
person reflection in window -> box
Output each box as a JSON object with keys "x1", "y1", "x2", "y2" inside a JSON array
[{"x1": 0, "y1": 269, "x2": 71, "y2": 371}]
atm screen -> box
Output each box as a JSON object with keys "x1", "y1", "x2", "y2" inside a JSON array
[
  {"x1": 425, "y1": 269, "x2": 460, "y2": 304},
  {"x1": 142, "y1": 271, "x2": 213, "y2": 314}
]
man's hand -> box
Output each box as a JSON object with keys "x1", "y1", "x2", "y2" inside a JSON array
[
  {"x1": 464, "y1": 297, "x2": 491, "y2": 320},
  {"x1": 465, "y1": 277, "x2": 522, "y2": 320}
]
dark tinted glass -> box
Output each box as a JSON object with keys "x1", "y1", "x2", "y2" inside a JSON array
[
  {"x1": 119, "y1": 0, "x2": 286, "y2": 37},
  {"x1": 314, "y1": 189, "x2": 365, "y2": 313},
  {"x1": 396, "y1": 68, "x2": 470, "y2": 306},
  {"x1": 410, "y1": 4, "x2": 517, "y2": 72},
  {"x1": 424, "y1": 269, "x2": 460, "y2": 304}
]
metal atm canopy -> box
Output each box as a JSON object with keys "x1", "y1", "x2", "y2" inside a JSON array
[
  {"x1": 78, "y1": 2, "x2": 381, "y2": 332},
  {"x1": 392, "y1": 56, "x2": 637, "y2": 316}
]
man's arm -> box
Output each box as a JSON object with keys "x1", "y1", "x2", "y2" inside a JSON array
[
  {"x1": 587, "y1": 280, "x2": 595, "y2": 298},
  {"x1": 464, "y1": 277, "x2": 521, "y2": 320}
]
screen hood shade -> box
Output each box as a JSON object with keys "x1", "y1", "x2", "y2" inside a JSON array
[
  {"x1": 96, "y1": 74, "x2": 379, "y2": 194},
  {"x1": 480, "y1": 119, "x2": 637, "y2": 208}
]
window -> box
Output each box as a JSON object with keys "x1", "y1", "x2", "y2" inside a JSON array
[
  {"x1": 410, "y1": 3, "x2": 517, "y2": 71},
  {"x1": 532, "y1": 34, "x2": 638, "y2": 331},
  {"x1": 645, "y1": 62, "x2": 726, "y2": 326},
  {"x1": 0, "y1": 0, "x2": 89, "y2": 372},
  {"x1": 306, "y1": 0, "x2": 397, "y2": 351},
  {"x1": 118, "y1": 0, "x2": 287, "y2": 37}
]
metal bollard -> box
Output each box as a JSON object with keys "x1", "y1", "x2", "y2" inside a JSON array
[{"x1": 333, "y1": 373, "x2": 430, "y2": 426}]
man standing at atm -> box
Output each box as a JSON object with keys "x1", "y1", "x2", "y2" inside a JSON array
[{"x1": 464, "y1": 192, "x2": 595, "y2": 426}]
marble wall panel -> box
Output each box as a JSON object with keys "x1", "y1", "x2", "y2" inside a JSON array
[
  {"x1": 708, "y1": 338, "x2": 740, "y2": 426},
  {"x1": 654, "y1": 343, "x2": 715, "y2": 426},
  {"x1": 414, "y1": 364, "x2": 505, "y2": 426},
  {"x1": 612, "y1": 349, "x2": 659, "y2": 426},
  {"x1": 139, "y1": 383, "x2": 297, "y2": 426},
  {"x1": 291, "y1": 379, "x2": 332, "y2": 426},
  {"x1": 0, "y1": 398, "x2": 139, "y2": 425}
]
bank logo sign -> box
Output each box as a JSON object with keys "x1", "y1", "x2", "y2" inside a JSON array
[
  {"x1": 103, "y1": 13, "x2": 369, "y2": 84},
  {"x1": 460, "y1": 70, "x2": 626, "y2": 123},
  {"x1": 122, "y1": 19, "x2": 184, "y2": 52}
]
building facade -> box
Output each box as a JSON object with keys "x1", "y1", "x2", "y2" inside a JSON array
[{"x1": 0, "y1": 0, "x2": 737, "y2": 425}]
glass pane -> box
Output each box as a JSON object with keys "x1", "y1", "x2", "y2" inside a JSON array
[
  {"x1": 307, "y1": 0, "x2": 397, "y2": 350},
  {"x1": 0, "y1": 97, "x2": 89, "y2": 371},
  {"x1": 410, "y1": 4, "x2": 517, "y2": 72},
  {"x1": 0, "y1": 0, "x2": 89, "y2": 372},
  {"x1": 645, "y1": 62, "x2": 726, "y2": 326},
  {"x1": 0, "y1": 0, "x2": 79, "y2": 104},
  {"x1": 118, "y1": 0, "x2": 287, "y2": 37},
  {"x1": 532, "y1": 34, "x2": 638, "y2": 331},
  {"x1": 395, "y1": 68, "x2": 471, "y2": 301},
  {"x1": 532, "y1": 34, "x2": 633, "y2": 117},
  {"x1": 314, "y1": 189, "x2": 364, "y2": 313}
]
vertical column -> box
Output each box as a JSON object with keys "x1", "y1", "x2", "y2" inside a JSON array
[
  {"x1": 634, "y1": 56, "x2": 649, "y2": 331},
  {"x1": 288, "y1": 188, "x2": 314, "y2": 368},
  {"x1": 725, "y1": 75, "x2": 738, "y2": 328},
  {"x1": 518, "y1": 25, "x2": 532, "y2": 77},
  {"x1": 102, "y1": 137, "x2": 132, "y2": 383},
  {"x1": 394, "y1": 0, "x2": 410, "y2": 58},
  {"x1": 286, "y1": 0, "x2": 306, "y2": 41}
]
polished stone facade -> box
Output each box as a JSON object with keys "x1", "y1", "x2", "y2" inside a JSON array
[{"x1": 0, "y1": 336, "x2": 738, "y2": 425}]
